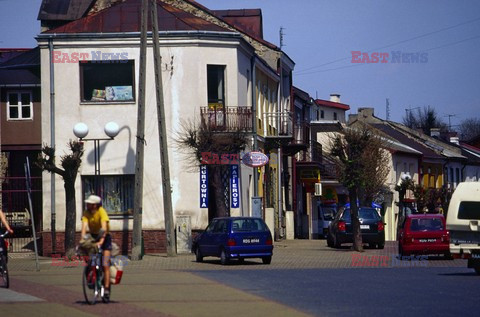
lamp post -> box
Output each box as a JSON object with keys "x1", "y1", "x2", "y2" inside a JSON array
[{"x1": 73, "y1": 122, "x2": 119, "y2": 194}]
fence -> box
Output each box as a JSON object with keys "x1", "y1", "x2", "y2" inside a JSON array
[{"x1": 1, "y1": 176, "x2": 42, "y2": 253}]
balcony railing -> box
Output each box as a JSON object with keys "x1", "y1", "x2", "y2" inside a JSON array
[
  {"x1": 200, "y1": 106, "x2": 253, "y2": 132},
  {"x1": 263, "y1": 112, "x2": 293, "y2": 137},
  {"x1": 293, "y1": 120, "x2": 310, "y2": 145}
]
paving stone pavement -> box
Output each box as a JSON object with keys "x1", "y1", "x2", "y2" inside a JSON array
[{"x1": 0, "y1": 240, "x2": 467, "y2": 317}]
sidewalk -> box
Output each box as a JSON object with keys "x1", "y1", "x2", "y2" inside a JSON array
[{"x1": 1, "y1": 240, "x2": 466, "y2": 317}]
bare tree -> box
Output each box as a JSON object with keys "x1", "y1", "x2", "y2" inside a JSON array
[
  {"x1": 37, "y1": 141, "x2": 83, "y2": 257},
  {"x1": 458, "y1": 118, "x2": 480, "y2": 142},
  {"x1": 174, "y1": 120, "x2": 248, "y2": 218},
  {"x1": 402, "y1": 106, "x2": 448, "y2": 135},
  {"x1": 330, "y1": 123, "x2": 389, "y2": 252}
]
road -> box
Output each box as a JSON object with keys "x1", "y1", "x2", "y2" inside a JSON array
[{"x1": 1, "y1": 240, "x2": 479, "y2": 316}]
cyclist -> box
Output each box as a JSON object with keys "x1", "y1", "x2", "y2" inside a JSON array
[
  {"x1": 0, "y1": 210, "x2": 14, "y2": 235},
  {"x1": 80, "y1": 195, "x2": 111, "y2": 299}
]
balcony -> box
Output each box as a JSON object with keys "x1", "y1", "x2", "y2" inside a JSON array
[
  {"x1": 263, "y1": 112, "x2": 293, "y2": 138},
  {"x1": 200, "y1": 106, "x2": 253, "y2": 132}
]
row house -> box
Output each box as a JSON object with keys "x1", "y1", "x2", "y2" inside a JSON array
[
  {"x1": 36, "y1": 0, "x2": 295, "y2": 255},
  {"x1": 0, "y1": 48, "x2": 43, "y2": 233},
  {"x1": 297, "y1": 94, "x2": 350, "y2": 239},
  {"x1": 349, "y1": 107, "x2": 480, "y2": 240}
]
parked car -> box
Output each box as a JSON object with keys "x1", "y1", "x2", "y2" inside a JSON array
[
  {"x1": 318, "y1": 204, "x2": 336, "y2": 238},
  {"x1": 192, "y1": 217, "x2": 273, "y2": 265},
  {"x1": 398, "y1": 214, "x2": 450, "y2": 258},
  {"x1": 446, "y1": 182, "x2": 480, "y2": 274},
  {"x1": 2, "y1": 209, "x2": 31, "y2": 235},
  {"x1": 327, "y1": 207, "x2": 385, "y2": 249}
]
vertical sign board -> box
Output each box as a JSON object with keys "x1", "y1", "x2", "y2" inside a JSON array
[
  {"x1": 230, "y1": 165, "x2": 239, "y2": 208},
  {"x1": 200, "y1": 165, "x2": 208, "y2": 208}
]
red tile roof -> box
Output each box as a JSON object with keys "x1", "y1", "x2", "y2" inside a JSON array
[
  {"x1": 315, "y1": 99, "x2": 350, "y2": 111},
  {"x1": 45, "y1": 0, "x2": 230, "y2": 34}
]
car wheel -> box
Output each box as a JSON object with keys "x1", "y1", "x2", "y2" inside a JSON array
[
  {"x1": 368, "y1": 243, "x2": 376, "y2": 249},
  {"x1": 333, "y1": 235, "x2": 341, "y2": 248},
  {"x1": 262, "y1": 256, "x2": 272, "y2": 264},
  {"x1": 474, "y1": 265, "x2": 480, "y2": 275},
  {"x1": 195, "y1": 247, "x2": 203, "y2": 262},
  {"x1": 220, "y1": 249, "x2": 229, "y2": 265},
  {"x1": 327, "y1": 235, "x2": 333, "y2": 248},
  {"x1": 377, "y1": 243, "x2": 384, "y2": 249},
  {"x1": 444, "y1": 252, "x2": 453, "y2": 260},
  {"x1": 238, "y1": 258, "x2": 245, "y2": 264}
]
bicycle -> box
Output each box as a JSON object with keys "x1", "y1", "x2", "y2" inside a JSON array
[
  {"x1": 0, "y1": 231, "x2": 10, "y2": 288},
  {"x1": 81, "y1": 243, "x2": 111, "y2": 305}
]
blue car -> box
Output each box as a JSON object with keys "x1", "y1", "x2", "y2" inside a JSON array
[{"x1": 192, "y1": 217, "x2": 274, "y2": 265}]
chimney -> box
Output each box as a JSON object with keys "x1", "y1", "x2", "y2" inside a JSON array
[
  {"x1": 358, "y1": 107, "x2": 374, "y2": 119},
  {"x1": 450, "y1": 136, "x2": 460, "y2": 145},
  {"x1": 430, "y1": 128, "x2": 440, "y2": 138},
  {"x1": 330, "y1": 94, "x2": 341, "y2": 103}
]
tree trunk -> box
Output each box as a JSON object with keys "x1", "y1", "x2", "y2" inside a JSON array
[
  {"x1": 210, "y1": 166, "x2": 227, "y2": 218},
  {"x1": 349, "y1": 188, "x2": 364, "y2": 252},
  {"x1": 64, "y1": 178, "x2": 77, "y2": 258}
]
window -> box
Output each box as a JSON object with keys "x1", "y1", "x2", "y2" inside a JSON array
[
  {"x1": 80, "y1": 61, "x2": 135, "y2": 102},
  {"x1": 333, "y1": 112, "x2": 338, "y2": 120},
  {"x1": 207, "y1": 65, "x2": 225, "y2": 106},
  {"x1": 7, "y1": 91, "x2": 32, "y2": 120},
  {"x1": 320, "y1": 110, "x2": 324, "y2": 119},
  {"x1": 82, "y1": 175, "x2": 134, "y2": 216}
]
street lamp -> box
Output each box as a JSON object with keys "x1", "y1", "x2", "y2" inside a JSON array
[{"x1": 73, "y1": 122, "x2": 119, "y2": 193}]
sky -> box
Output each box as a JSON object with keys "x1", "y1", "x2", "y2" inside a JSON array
[{"x1": 1, "y1": 0, "x2": 479, "y2": 129}]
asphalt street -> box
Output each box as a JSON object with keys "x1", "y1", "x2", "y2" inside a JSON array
[{"x1": 193, "y1": 267, "x2": 480, "y2": 317}]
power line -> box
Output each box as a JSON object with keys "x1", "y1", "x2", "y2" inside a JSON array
[
  {"x1": 295, "y1": 16, "x2": 480, "y2": 75},
  {"x1": 295, "y1": 34, "x2": 480, "y2": 76}
]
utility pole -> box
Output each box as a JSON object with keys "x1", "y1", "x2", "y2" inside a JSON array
[
  {"x1": 131, "y1": 0, "x2": 148, "y2": 261},
  {"x1": 151, "y1": 0, "x2": 176, "y2": 257},
  {"x1": 444, "y1": 114, "x2": 456, "y2": 131},
  {"x1": 279, "y1": 27, "x2": 285, "y2": 49},
  {"x1": 386, "y1": 98, "x2": 390, "y2": 121}
]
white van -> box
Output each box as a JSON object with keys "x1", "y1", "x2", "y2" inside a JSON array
[{"x1": 446, "y1": 182, "x2": 480, "y2": 275}]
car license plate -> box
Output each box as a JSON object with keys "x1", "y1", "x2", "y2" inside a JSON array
[
  {"x1": 418, "y1": 239, "x2": 437, "y2": 243},
  {"x1": 243, "y1": 238, "x2": 259, "y2": 244},
  {"x1": 360, "y1": 225, "x2": 369, "y2": 229}
]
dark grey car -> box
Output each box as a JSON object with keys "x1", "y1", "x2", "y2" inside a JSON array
[{"x1": 327, "y1": 207, "x2": 385, "y2": 249}]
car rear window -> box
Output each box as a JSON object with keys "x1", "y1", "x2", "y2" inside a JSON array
[
  {"x1": 341, "y1": 208, "x2": 380, "y2": 221},
  {"x1": 409, "y1": 218, "x2": 444, "y2": 231},
  {"x1": 458, "y1": 202, "x2": 480, "y2": 220},
  {"x1": 322, "y1": 207, "x2": 336, "y2": 220},
  {"x1": 232, "y1": 219, "x2": 267, "y2": 232}
]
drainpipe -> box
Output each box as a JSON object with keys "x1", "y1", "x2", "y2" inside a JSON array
[
  {"x1": 48, "y1": 39, "x2": 56, "y2": 254},
  {"x1": 250, "y1": 56, "x2": 258, "y2": 198},
  {"x1": 277, "y1": 58, "x2": 283, "y2": 239}
]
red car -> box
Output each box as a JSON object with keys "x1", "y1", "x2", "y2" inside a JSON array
[{"x1": 398, "y1": 214, "x2": 450, "y2": 258}]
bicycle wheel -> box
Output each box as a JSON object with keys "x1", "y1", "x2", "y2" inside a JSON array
[
  {"x1": 0, "y1": 254, "x2": 9, "y2": 288},
  {"x1": 99, "y1": 269, "x2": 110, "y2": 303},
  {"x1": 82, "y1": 265, "x2": 99, "y2": 305}
]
